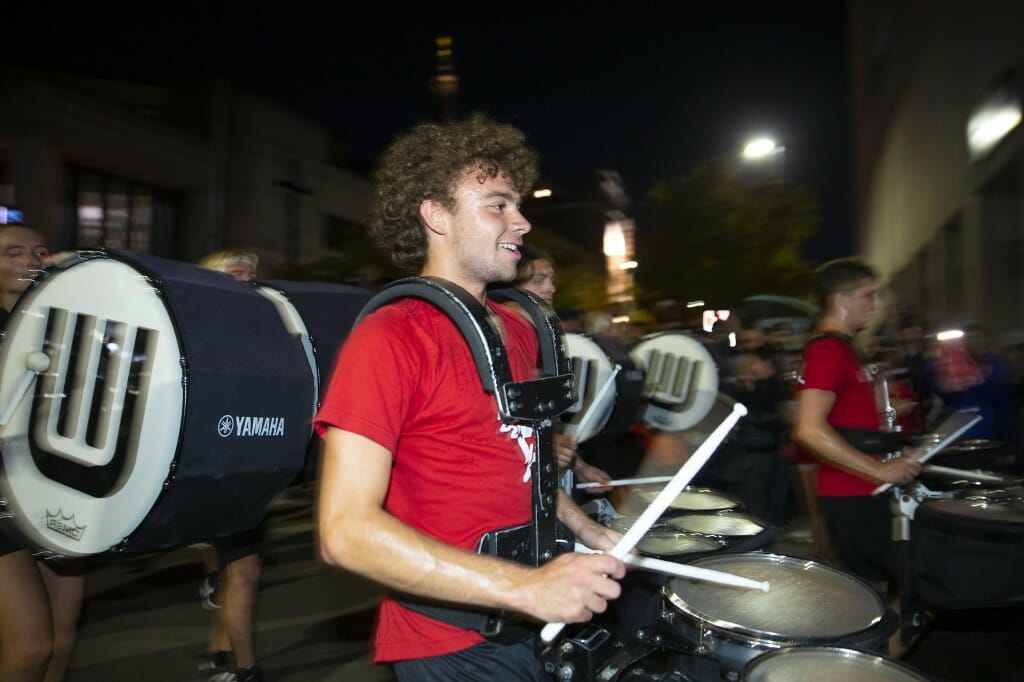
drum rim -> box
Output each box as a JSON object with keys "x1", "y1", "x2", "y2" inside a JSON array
[
  {"x1": 665, "y1": 511, "x2": 766, "y2": 537},
  {"x1": 743, "y1": 645, "x2": 930, "y2": 680},
  {"x1": 664, "y1": 552, "x2": 886, "y2": 644}
]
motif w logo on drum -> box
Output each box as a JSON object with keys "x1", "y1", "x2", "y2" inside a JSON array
[{"x1": 28, "y1": 307, "x2": 156, "y2": 497}]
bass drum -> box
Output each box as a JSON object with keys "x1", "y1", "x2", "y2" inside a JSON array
[
  {"x1": 912, "y1": 487, "x2": 1024, "y2": 608},
  {"x1": 661, "y1": 553, "x2": 892, "y2": 678},
  {"x1": 0, "y1": 250, "x2": 366, "y2": 557},
  {"x1": 562, "y1": 333, "x2": 645, "y2": 444},
  {"x1": 630, "y1": 332, "x2": 718, "y2": 432}
]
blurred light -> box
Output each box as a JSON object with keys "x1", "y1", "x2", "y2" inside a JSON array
[
  {"x1": 742, "y1": 137, "x2": 782, "y2": 159},
  {"x1": 532, "y1": 188, "x2": 552, "y2": 198},
  {"x1": 619, "y1": 260, "x2": 638, "y2": 270},
  {"x1": 702, "y1": 310, "x2": 717, "y2": 332},
  {"x1": 936, "y1": 329, "x2": 964, "y2": 342},
  {"x1": 717, "y1": 310, "x2": 731, "y2": 321},
  {"x1": 603, "y1": 221, "x2": 627, "y2": 257},
  {"x1": 967, "y1": 89, "x2": 1021, "y2": 161},
  {"x1": 79, "y1": 205, "x2": 103, "y2": 221},
  {"x1": 612, "y1": 315, "x2": 630, "y2": 324},
  {"x1": 686, "y1": 300, "x2": 705, "y2": 308},
  {"x1": 728, "y1": 332, "x2": 737, "y2": 348}
]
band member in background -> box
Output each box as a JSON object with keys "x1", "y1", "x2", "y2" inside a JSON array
[
  {"x1": 0, "y1": 222, "x2": 85, "y2": 682},
  {"x1": 315, "y1": 115, "x2": 625, "y2": 680},
  {"x1": 509, "y1": 246, "x2": 613, "y2": 495},
  {"x1": 794, "y1": 258, "x2": 920, "y2": 588},
  {"x1": 197, "y1": 249, "x2": 265, "y2": 682}
]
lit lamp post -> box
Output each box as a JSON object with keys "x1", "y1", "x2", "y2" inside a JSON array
[
  {"x1": 740, "y1": 135, "x2": 786, "y2": 177},
  {"x1": 603, "y1": 217, "x2": 636, "y2": 307}
]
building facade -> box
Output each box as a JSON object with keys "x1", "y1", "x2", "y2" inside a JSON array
[
  {"x1": 0, "y1": 68, "x2": 370, "y2": 274},
  {"x1": 850, "y1": 0, "x2": 1024, "y2": 340}
]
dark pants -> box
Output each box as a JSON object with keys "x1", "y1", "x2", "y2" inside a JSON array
[
  {"x1": 820, "y1": 494, "x2": 896, "y2": 584},
  {"x1": 393, "y1": 640, "x2": 550, "y2": 681}
]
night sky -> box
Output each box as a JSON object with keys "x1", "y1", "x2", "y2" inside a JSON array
[{"x1": 5, "y1": 1, "x2": 852, "y2": 261}]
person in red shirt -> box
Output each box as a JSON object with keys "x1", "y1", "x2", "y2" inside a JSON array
[
  {"x1": 314, "y1": 115, "x2": 625, "y2": 680},
  {"x1": 794, "y1": 258, "x2": 920, "y2": 587}
]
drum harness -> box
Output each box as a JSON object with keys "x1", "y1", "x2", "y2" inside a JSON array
[{"x1": 352, "y1": 277, "x2": 577, "y2": 642}]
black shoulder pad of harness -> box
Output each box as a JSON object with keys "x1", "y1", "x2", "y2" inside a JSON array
[{"x1": 354, "y1": 277, "x2": 575, "y2": 422}]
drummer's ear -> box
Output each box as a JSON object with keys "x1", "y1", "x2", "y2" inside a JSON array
[{"x1": 419, "y1": 199, "x2": 449, "y2": 236}]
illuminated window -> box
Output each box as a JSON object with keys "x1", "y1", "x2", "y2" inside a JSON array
[{"x1": 71, "y1": 168, "x2": 166, "y2": 252}]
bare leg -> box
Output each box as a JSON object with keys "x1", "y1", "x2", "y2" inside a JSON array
[
  {"x1": 38, "y1": 561, "x2": 85, "y2": 682},
  {"x1": 218, "y1": 554, "x2": 261, "y2": 670},
  {"x1": 0, "y1": 550, "x2": 53, "y2": 682}
]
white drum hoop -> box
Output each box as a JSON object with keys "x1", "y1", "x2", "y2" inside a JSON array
[{"x1": 630, "y1": 332, "x2": 718, "y2": 431}]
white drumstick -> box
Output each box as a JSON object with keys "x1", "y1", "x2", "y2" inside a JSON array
[
  {"x1": 626, "y1": 555, "x2": 770, "y2": 592},
  {"x1": 577, "y1": 475, "x2": 674, "y2": 489},
  {"x1": 541, "y1": 401, "x2": 748, "y2": 643},
  {"x1": 923, "y1": 464, "x2": 1006, "y2": 483},
  {"x1": 568, "y1": 365, "x2": 621, "y2": 445},
  {"x1": 572, "y1": 542, "x2": 769, "y2": 592},
  {"x1": 0, "y1": 352, "x2": 51, "y2": 428}
]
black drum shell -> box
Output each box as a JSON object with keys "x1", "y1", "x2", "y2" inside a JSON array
[{"x1": 912, "y1": 496, "x2": 1024, "y2": 608}]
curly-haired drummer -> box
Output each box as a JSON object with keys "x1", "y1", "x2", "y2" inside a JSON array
[{"x1": 315, "y1": 115, "x2": 625, "y2": 680}]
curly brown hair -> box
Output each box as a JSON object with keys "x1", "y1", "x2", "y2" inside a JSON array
[{"x1": 369, "y1": 113, "x2": 539, "y2": 272}]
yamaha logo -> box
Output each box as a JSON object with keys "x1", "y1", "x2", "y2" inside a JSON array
[{"x1": 218, "y1": 416, "x2": 286, "y2": 438}]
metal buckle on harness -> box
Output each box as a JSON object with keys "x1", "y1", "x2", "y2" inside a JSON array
[{"x1": 481, "y1": 612, "x2": 506, "y2": 637}]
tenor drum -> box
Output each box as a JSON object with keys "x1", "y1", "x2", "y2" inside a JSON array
[
  {"x1": 662, "y1": 553, "x2": 890, "y2": 676},
  {"x1": 912, "y1": 488, "x2": 1024, "y2": 608},
  {"x1": 0, "y1": 250, "x2": 367, "y2": 557},
  {"x1": 743, "y1": 647, "x2": 929, "y2": 682},
  {"x1": 631, "y1": 486, "x2": 740, "y2": 514}
]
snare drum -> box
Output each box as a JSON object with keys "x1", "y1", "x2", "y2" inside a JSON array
[
  {"x1": 743, "y1": 647, "x2": 929, "y2": 682},
  {"x1": 0, "y1": 251, "x2": 368, "y2": 557},
  {"x1": 662, "y1": 553, "x2": 891, "y2": 676}
]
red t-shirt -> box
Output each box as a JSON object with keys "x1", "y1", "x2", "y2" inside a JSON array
[
  {"x1": 314, "y1": 298, "x2": 540, "y2": 662},
  {"x1": 798, "y1": 335, "x2": 881, "y2": 496}
]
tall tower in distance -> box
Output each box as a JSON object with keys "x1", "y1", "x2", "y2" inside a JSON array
[{"x1": 429, "y1": 35, "x2": 459, "y2": 122}]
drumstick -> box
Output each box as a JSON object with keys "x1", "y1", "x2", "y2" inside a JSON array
[
  {"x1": 567, "y1": 364, "x2": 621, "y2": 445},
  {"x1": 626, "y1": 555, "x2": 770, "y2": 592},
  {"x1": 922, "y1": 464, "x2": 1006, "y2": 483},
  {"x1": 0, "y1": 352, "x2": 51, "y2": 428},
  {"x1": 541, "y1": 401, "x2": 748, "y2": 643},
  {"x1": 572, "y1": 543, "x2": 769, "y2": 592},
  {"x1": 576, "y1": 475, "x2": 674, "y2": 489}
]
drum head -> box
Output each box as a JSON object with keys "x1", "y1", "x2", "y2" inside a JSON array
[
  {"x1": 666, "y1": 512, "x2": 764, "y2": 537},
  {"x1": 922, "y1": 495, "x2": 1024, "y2": 525},
  {"x1": 0, "y1": 256, "x2": 185, "y2": 555},
  {"x1": 667, "y1": 553, "x2": 884, "y2": 641},
  {"x1": 633, "y1": 486, "x2": 739, "y2": 512},
  {"x1": 635, "y1": 531, "x2": 720, "y2": 557},
  {"x1": 562, "y1": 333, "x2": 618, "y2": 443},
  {"x1": 631, "y1": 332, "x2": 718, "y2": 431},
  {"x1": 744, "y1": 647, "x2": 929, "y2": 682}
]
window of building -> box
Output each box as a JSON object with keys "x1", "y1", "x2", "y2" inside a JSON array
[{"x1": 70, "y1": 168, "x2": 162, "y2": 252}]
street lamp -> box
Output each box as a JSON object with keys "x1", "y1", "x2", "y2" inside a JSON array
[{"x1": 742, "y1": 136, "x2": 784, "y2": 159}]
